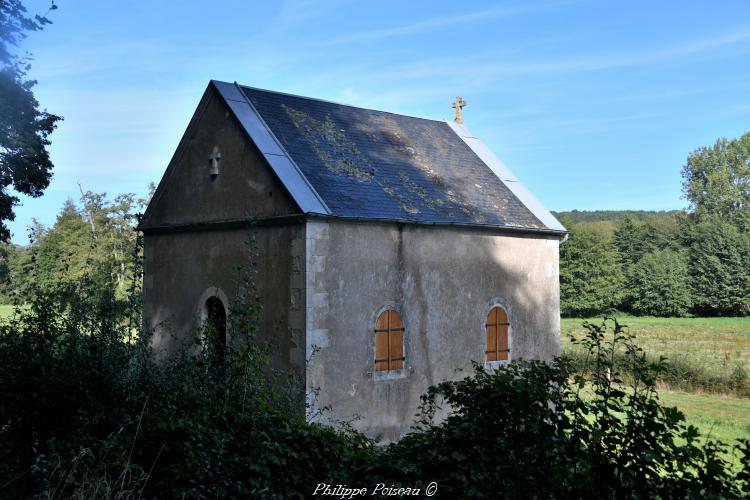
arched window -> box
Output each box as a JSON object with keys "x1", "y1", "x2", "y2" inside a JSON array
[
  {"x1": 375, "y1": 309, "x2": 404, "y2": 371},
  {"x1": 205, "y1": 296, "x2": 227, "y2": 358},
  {"x1": 485, "y1": 306, "x2": 510, "y2": 362}
]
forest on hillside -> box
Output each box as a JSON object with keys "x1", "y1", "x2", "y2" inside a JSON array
[
  {"x1": 552, "y1": 209, "x2": 684, "y2": 224},
  {"x1": 554, "y1": 131, "x2": 750, "y2": 318},
  {"x1": 558, "y1": 207, "x2": 750, "y2": 318}
]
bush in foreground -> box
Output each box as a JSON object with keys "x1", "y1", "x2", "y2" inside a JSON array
[
  {"x1": 0, "y1": 280, "x2": 748, "y2": 497},
  {"x1": 366, "y1": 319, "x2": 749, "y2": 498}
]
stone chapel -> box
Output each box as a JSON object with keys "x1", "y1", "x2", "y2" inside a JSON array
[{"x1": 139, "y1": 80, "x2": 567, "y2": 440}]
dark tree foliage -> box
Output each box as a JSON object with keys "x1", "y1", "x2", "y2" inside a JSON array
[
  {"x1": 627, "y1": 249, "x2": 692, "y2": 317},
  {"x1": 613, "y1": 215, "x2": 685, "y2": 268},
  {"x1": 613, "y1": 216, "x2": 646, "y2": 269},
  {"x1": 0, "y1": 0, "x2": 60, "y2": 241},
  {"x1": 612, "y1": 215, "x2": 693, "y2": 317},
  {"x1": 559, "y1": 219, "x2": 623, "y2": 317},
  {"x1": 688, "y1": 217, "x2": 750, "y2": 316}
]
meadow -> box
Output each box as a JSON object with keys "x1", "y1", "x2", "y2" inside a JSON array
[
  {"x1": 562, "y1": 316, "x2": 750, "y2": 395},
  {"x1": 658, "y1": 388, "x2": 750, "y2": 446},
  {"x1": 562, "y1": 316, "x2": 750, "y2": 369},
  {"x1": 562, "y1": 316, "x2": 750, "y2": 451}
]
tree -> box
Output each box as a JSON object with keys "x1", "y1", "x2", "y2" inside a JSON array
[
  {"x1": 689, "y1": 217, "x2": 750, "y2": 316},
  {"x1": 614, "y1": 215, "x2": 685, "y2": 269},
  {"x1": 613, "y1": 216, "x2": 645, "y2": 270},
  {"x1": 559, "y1": 221, "x2": 624, "y2": 317},
  {"x1": 79, "y1": 189, "x2": 140, "y2": 291},
  {"x1": 31, "y1": 198, "x2": 89, "y2": 291},
  {"x1": 0, "y1": 0, "x2": 60, "y2": 241},
  {"x1": 627, "y1": 249, "x2": 692, "y2": 317},
  {"x1": 681, "y1": 132, "x2": 750, "y2": 220},
  {"x1": 613, "y1": 215, "x2": 690, "y2": 315},
  {"x1": 7, "y1": 191, "x2": 142, "y2": 305}
]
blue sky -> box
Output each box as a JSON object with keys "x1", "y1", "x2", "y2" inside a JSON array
[{"x1": 11, "y1": 0, "x2": 750, "y2": 243}]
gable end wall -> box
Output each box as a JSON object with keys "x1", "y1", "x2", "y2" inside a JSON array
[{"x1": 142, "y1": 85, "x2": 300, "y2": 229}]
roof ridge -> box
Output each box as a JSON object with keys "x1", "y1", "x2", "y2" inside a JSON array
[{"x1": 227, "y1": 80, "x2": 448, "y2": 125}]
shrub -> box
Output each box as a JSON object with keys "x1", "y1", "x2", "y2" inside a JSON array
[
  {"x1": 0, "y1": 253, "x2": 748, "y2": 496},
  {"x1": 363, "y1": 319, "x2": 750, "y2": 498}
]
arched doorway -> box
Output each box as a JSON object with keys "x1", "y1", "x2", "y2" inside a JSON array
[{"x1": 204, "y1": 296, "x2": 227, "y2": 360}]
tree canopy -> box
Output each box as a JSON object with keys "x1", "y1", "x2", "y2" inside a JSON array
[
  {"x1": 681, "y1": 132, "x2": 750, "y2": 220},
  {"x1": 0, "y1": 0, "x2": 60, "y2": 241},
  {"x1": 688, "y1": 217, "x2": 750, "y2": 316},
  {"x1": 559, "y1": 220, "x2": 623, "y2": 317},
  {"x1": 627, "y1": 249, "x2": 692, "y2": 317}
]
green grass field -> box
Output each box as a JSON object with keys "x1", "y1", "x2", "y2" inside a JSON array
[
  {"x1": 562, "y1": 316, "x2": 750, "y2": 396},
  {"x1": 0, "y1": 304, "x2": 17, "y2": 319},
  {"x1": 575, "y1": 384, "x2": 749, "y2": 468},
  {"x1": 658, "y1": 388, "x2": 750, "y2": 445},
  {"x1": 562, "y1": 316, "x2": 750, "y2": 371},
  {"x1": 563, "y1": 315, "x2": 750, "y2": 464}
]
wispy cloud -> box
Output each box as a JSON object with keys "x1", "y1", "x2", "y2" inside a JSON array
[
  {"x1": 535, "y1": 111, "x2": 664, "y2": 131},
  {"x1": 305, "y1": 27, "x2": 750, "y2": 93},
  {"x1": 509, "y1": 28, "x2": 750, "y2": 74},
  {"x1": 322, "y1": 1, "x2": 578, "y2": 45}
]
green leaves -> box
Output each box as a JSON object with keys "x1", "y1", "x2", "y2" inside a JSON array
[
  {"x1": 1, "y1": 281, "x2": 749, "y2": 497},
  {"x1": 627, "y1": 249, "x2": 692, "y2": 317},
  {"x1": 560, "y1": 221, "x2": 623, "y2": 316},
  {"x1": 688, "y1": 217, "x2": 750, "y2": 316},
  {"x1": 562, "y1": 202, "x2": 750, "y2": 318},
  {"x1": 0, "y1": 1, "x2": 61, "y2": 241},
  {"x1": 682, "y1": 132, "x2": 750, "y2": 221}
]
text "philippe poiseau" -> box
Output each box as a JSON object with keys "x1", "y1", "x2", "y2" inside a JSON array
[{"x1": 313, "y1": 482, "x2": 438, "y2": 498}]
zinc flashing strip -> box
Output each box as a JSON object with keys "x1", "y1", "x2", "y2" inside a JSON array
[
  {"x1": 446, "y1": 121, "x2": 566, "y2": 233},
  {"x1": 306, "y1": 213, "x2": 566, "y2": 238},
  {"x1": 211, "y1": 80, "x2": 330, "y2": 215}
]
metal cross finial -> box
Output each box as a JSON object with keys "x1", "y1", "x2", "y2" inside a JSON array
[
  {"x1": 209, "y1": 146, "x2": 221, "y2": 177},
  {"x1": 452, "y1": 96, "x2": 467, "y2": 124}
]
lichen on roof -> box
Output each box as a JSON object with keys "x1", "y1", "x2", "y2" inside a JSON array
[
  {"x1": 283, "y1": 104, "x2": 374, "y2": 182},
  {"x1": 243, "y1": 86, "x2": 546, "y2": 229}
]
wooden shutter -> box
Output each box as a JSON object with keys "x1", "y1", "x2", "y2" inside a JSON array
[
  {"x1": 486, "y1": 306, "x2": 510, "y2": 361},
  {"x1": 375, "y1": 310, "x2": 405, "y2": 371},
  {"x1": 389, "y1": 310, "x2": 404, "y2": 370},
  {"x1": 375, "y1": 311, "x2": 389, "y2": 371}
]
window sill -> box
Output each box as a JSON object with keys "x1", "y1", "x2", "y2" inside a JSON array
[
  {"x1": 373, "y1": 368, "x2": 407, "y2": 381},
  {"x1": 484, "y1": 360, "x2": 510, "y2": 370}
]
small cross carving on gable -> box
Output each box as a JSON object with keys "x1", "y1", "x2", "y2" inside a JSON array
[
  {"x1": 208, "y1": 146, "x2": 221, "y2": 177},
  {"x1": 452, "y1": 96, "x2": 467, "y2": 124}
]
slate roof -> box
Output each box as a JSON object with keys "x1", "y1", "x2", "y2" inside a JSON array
[{"x1": 214, "y1": 81, "x2": 565, "y2": 234}]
